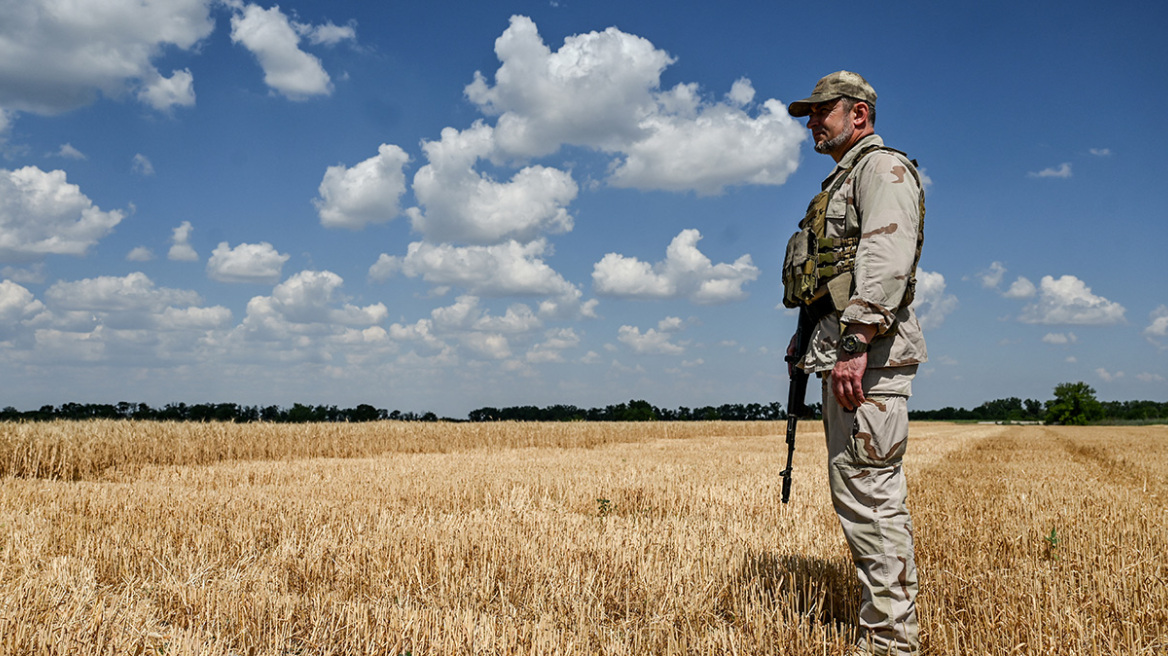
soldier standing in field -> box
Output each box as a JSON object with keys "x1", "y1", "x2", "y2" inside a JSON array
[{"x1": 782, "y1": 71, "x2": 928, "y2": 655}]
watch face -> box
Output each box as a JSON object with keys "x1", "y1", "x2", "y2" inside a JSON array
[{"x1": 841, "y1": 334, "x2": 864, "y2": 353}]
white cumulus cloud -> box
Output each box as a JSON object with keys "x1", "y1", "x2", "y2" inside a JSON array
[
  {"x1": 0, "y1": 280, "x2": 46, "y2": 339},
  {"x1": 592, "y1": 229, "x2": 759, "y2": 304},
  {"x1": 617, "y1": 316, "x2": 685, "y2": 355},
  {"x1": 0, "y1": 0, "x2": 213, "y2": 116},
  {"x1": 57, "y1": 143, "x2": 86, "y2": 160},
  {"x1": 463, "y1": 16, "x2": 805, "y2": 194},
  {"x1": 211, "y1": 271, "x2": 394, "y2": 366},
  {"x1": 207, "y1": 241, "x2": 290, "y2": 284},
  {"x1": 1, "y1": 263, "x2": 44, "y2": 284},
  {"x1": 46, "y1": 272, "x2": 201, "y2": 312},
  {"x1": 40, "y1": 272, "x2": 231, "y2": 335},
  {"x1": 389, "y1": 295, "x2": 548, "y2": 363},
  {"x1": 472, "y1": 304, "x2": 541, "y2": 335},
  {"x1": 910, "y1": 270, "x2": 958, "y2": 329},
  {"x1": 168, "y1": 221, "x2": 198, "y2": 261},
  {"x1": 157, "y1": 305, "x2": 233, "y2": 331},
  {"x1": 1019, "y1": 275, "x2": 1125, "y2": 325},
  {"x1": 977, "y1": 261, "x2": 1006, "y2": 289},
  {"x1": 367, "y1": 253, "x2": 398, "y2": 283},
  {"x1": 434, "y1": 295, "x2": 540, "y2": 360},
  {"x1": 384, "y1": 239, "x2": 581, "y2": 298},
  {"x1": 230, "y1": 3, "x2": 332, "y2": 100},
  {"x1": 465, "y1": 15, "x2": 672, "y2": 157},
  {"x1": 298, "y1": 20, "x2": 356, "y2": 47},
  {"x1": 241, "y1": 270, "x2": 386, "y2": 331},
  {"x1": 608, "y1": 98, "x2": 803, "y2": 194},
  {"x1": 406, "y1": 122, "x2": 577, "y2": 244},
  {"x1": 131, "y1": 153, "x2": 155, "y2": 176},
  {"x1": 1041, "y1": 332, "x2": 1077, "y2": 345},
  {"x1": 0, "y1": 166, "x2": 125, "y2": 261},
  {"x1": 727, "y1": 78, "x2": 755, "y2": 106},
  {"x1": 526, "y1": 327, "x2": 580, "y2": 363},
  {"x1": 1145, "y1": 305, "x2": 1168, "y2": 337},
  {"x1": 1003, "y1": 276, "x2": 1037, "y2": 299},
  {"x1": 126, "y1": 246, "x2": 155, "y2": 262},
  {"x1": 315, "y1": 144, "x2": 410, "y2": 230},
  {"x1": 388, "y1": 318, "x2": 448, "y2": 352},
  {"x1": 429, "y1": 295, "x2": 523, "y2": 333},
  {"x1": 1096, "y1": 367, "x2": 1124, "y2": 383},
  {"x1": 137, "y1": 67, "x2": 195, "y2": 111},
  {"x1": 1028, "y1": 163, "x2": 1072, "y2": 179},
  {"x1": 1145, "y1": 305, "x2": 1168, "y2": 348},
  {"x1": 976, "y1": 263, "x2": 1036, "y2": 300},
  {"x1": 460, "y1": 332, "x2": 513, "y2": 360}
]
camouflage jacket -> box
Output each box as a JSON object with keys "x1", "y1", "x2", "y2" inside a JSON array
[{"x1": 799, "y1": 134, "x2": 928, "y2": 374}]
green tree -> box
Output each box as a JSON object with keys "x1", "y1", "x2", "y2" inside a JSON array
[
  {"x1": 619, "y1": 400, "x2": 657, "y2": 421},
  {"x1": 1045, "y1": 382, "x2": 1103, "y2": 425},
  {"x1": 973, "y1": 397, "x2": 1024, "y2": 421}
]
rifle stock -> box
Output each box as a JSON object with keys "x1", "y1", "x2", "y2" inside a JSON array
[{"x1": 781, "y1": 305, "x2": 816, "y2": 504}]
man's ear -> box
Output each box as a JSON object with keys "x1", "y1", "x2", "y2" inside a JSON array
[{"x1": 852, "y1": 101, "x2": 870, "y2": 128}]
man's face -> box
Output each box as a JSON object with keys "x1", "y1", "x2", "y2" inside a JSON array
[{"x1": 806, "y1": 98, "x2": 853, "y2": 156}]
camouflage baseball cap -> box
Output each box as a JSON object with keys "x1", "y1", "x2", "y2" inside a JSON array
[{"x1": 787, "y1": 71, "x2": 877, "y2": 117}]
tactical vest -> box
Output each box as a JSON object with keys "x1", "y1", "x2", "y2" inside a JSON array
[{"x1": 782, "y1": 144, "x2": 925, "y2": 313}]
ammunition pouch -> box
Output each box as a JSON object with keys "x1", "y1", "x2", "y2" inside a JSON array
[
  {"x1": 781, "y1": 227, "x2": 816, "y2": 308},
  {"x1": 782, "y1": 230, "x2": 858, "y2": 310}
]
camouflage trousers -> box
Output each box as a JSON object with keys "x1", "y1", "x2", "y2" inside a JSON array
[{"x1": 823, "y1": 373, "x2": 919, "y2": 655}]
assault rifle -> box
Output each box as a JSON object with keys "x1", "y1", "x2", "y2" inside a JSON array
[{"x1": 781, "y1": 304, "x2": 817, "y2": 504}]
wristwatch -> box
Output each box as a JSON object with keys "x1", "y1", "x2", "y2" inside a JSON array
[{"x1": 840, "y1": 333, "x2": 869, "y2": 355}]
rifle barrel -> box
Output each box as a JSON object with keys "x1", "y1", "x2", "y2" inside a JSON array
[{"x1": 781, "y1": 305, "x2": 815, "y2": 504}]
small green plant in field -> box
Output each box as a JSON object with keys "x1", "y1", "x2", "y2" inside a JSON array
[
  {"x1": 1044, "y1": 527, "x2": 1060, "y2": 561},
  {"x1": 596, "y1": 497, "x2": 611, "y2": 517}
]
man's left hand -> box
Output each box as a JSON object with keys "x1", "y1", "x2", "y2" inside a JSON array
[
  {"x1": 831, "y1": 324, "x2": 877, "y2": 412},
  {"x1": 831, "y1": 351, "x2": 868, "y2": 411}
]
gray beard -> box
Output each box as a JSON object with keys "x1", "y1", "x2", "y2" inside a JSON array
[{"x1": 814, "y1": 123, "x2": 854, "y2": 154}]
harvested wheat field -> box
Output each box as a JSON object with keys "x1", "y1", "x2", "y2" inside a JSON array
[{"x1": 1, "y1": 420, "x2": 1165, "y2": 655}]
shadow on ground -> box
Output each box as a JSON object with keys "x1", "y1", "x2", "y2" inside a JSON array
[{"x1": 719, "y1": 549, "x2": 858, "y2": 632}]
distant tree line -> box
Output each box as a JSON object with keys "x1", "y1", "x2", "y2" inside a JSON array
[
  {"x1": 1, "y1": 383, "x2": 1162, "y2": 425},
  {"x1": 908, "y1": 397, "x2": 1047, "y2": 422},
  {"x1": 467, "y1": 400, "x2": 793, "y2": 422},
  {"x1": 0, "y1": 402, "x2": 439, "y2": 423},
  {"x1": 469, "y1": 383, "x2": 1164, "y2": 425},
  {"x1": 0, "y1": 399, "x2": 793, "y2": 424},
  {"x1": 909, "y1": 382, "x2": 1168, "y2": 425}
]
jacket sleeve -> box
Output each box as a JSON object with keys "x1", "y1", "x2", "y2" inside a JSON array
[{"x1": 840, "y1": 152, "x2": 922, "y2": 334}]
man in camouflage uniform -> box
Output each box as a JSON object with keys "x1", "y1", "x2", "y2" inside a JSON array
[{"x1": 784, "y1": 71, "x2": 927, "y2": 655}]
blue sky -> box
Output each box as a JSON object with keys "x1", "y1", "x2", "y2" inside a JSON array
[{"x1": 1, "y1": 0, "x2": 1165, "y2": 416}]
